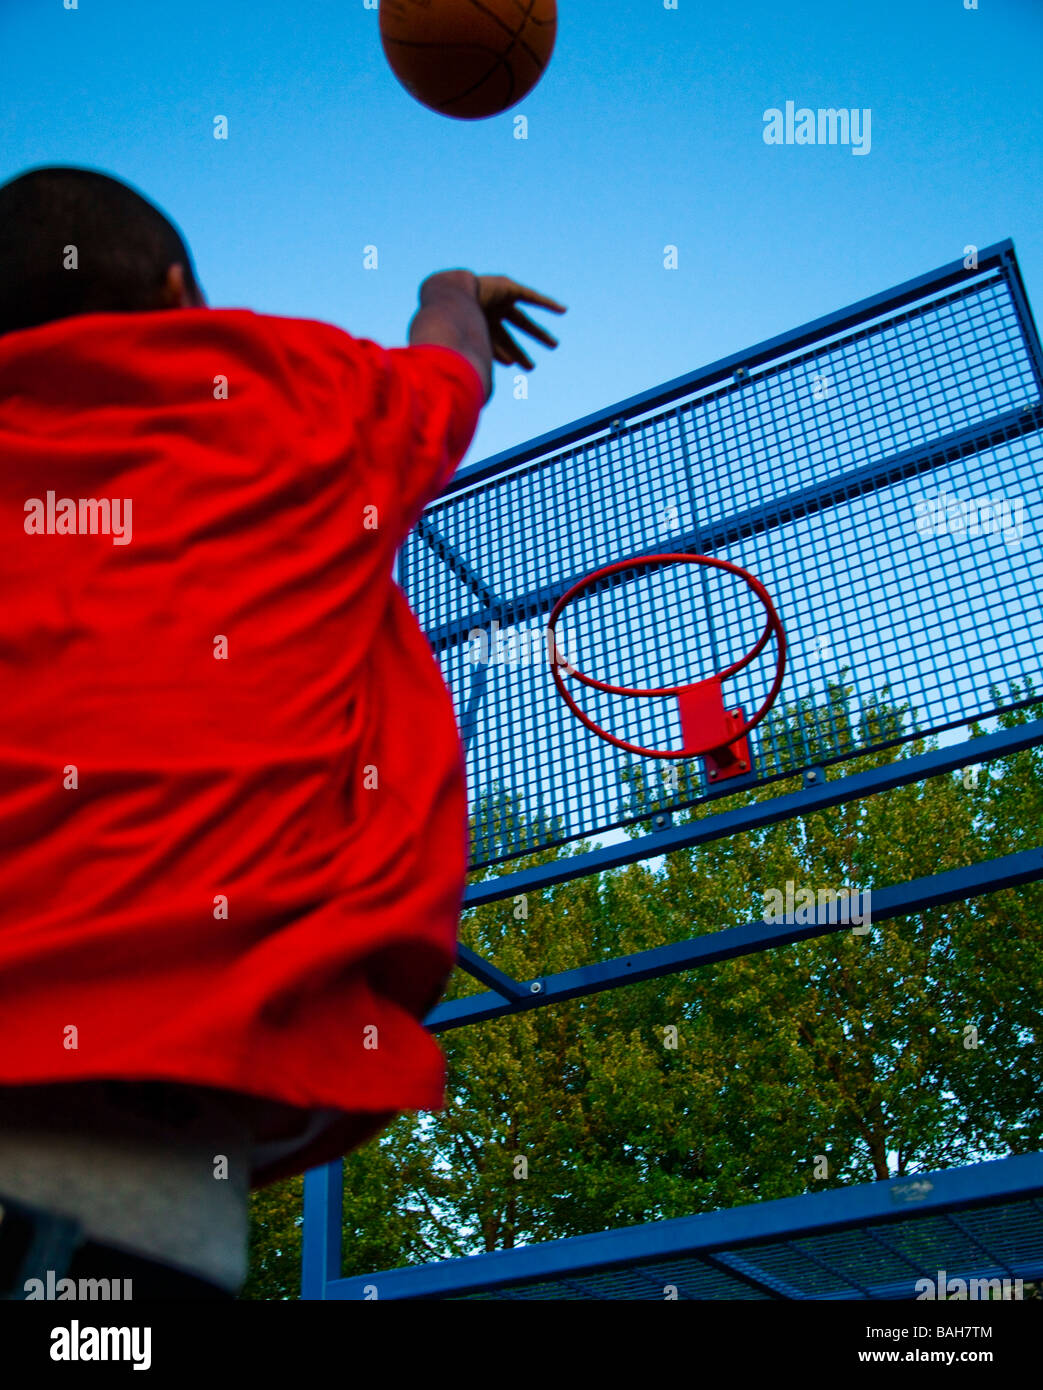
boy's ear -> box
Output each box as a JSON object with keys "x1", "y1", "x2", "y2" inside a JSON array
[{"x1": 158, "y1": 263, "x2": 204, "y2": 309}]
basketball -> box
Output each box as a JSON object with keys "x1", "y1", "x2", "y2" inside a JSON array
[{"x1": 379, "y1": 0, "x2": 557, "y2": 121}]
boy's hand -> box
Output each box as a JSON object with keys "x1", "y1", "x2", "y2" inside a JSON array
[
  {"x1": 410, "y1": 270, "x2": 566, "y2": 403},
  {"x1": 474, "y1": 275, "x2": 567, "y2": 370}
]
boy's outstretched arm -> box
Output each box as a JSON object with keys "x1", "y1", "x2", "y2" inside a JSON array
[{"x1": 408, "y1": 269, "x2": 566, "y2": 404}]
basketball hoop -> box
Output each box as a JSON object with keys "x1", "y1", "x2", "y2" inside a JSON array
[{"x1": 547, "y1": 553, "x2": 786, "y2": 778}]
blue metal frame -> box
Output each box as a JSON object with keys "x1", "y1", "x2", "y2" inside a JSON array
[{"x1": 318, "y1": 1152, "x2": 1043, "y2": 1300}]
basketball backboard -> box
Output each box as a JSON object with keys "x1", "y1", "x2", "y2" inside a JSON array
[{"x1": 400, "y1": 242, "x2": 1043, "y2": 871}]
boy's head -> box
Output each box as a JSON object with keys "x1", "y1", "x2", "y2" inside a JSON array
[{"x1": 0, "y1": 165, "x2": 205, "y2": 337}]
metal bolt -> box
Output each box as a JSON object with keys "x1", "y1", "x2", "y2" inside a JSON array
[
  {"x1": 530, "y1": 981, "x2": 542, "y2": 994},
  {"x1": 739, "y1": 761, "x2": 748, "y2": 771},
  {"x1": 709, "y1": 770, "x2": 717, "y2": 779},
  {"x1": 807, "y1": 770, "x2": 818, "y2": 783}
]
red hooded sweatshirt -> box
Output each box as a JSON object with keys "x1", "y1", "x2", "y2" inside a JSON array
[{"x1": 0, "y1": 307, "x2": 484, "y2": 1185}]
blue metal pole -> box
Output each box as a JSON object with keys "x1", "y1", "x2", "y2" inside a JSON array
[{"x1": 300, "y1": 1161, "x2": 342, "y2": 1300}]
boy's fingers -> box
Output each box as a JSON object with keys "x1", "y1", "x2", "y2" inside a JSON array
[
  {"x1": 504, "y1": 305, "x2": 559, "y2": 348},
  {"x1": 489, "y1": 321, "x2": 519, "y2": 367},
  {"x1": 513, "y1": 283, "x2": 567, "y2": 313},
  {"x1": 491, "y1": 329, "x2": 513, "y2": 364},
  {"x1": 492, "y1": 321, "x2": 534, "y2": 370}
]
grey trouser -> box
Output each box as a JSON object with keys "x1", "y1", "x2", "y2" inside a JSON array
[{"x1": 0, "y1": 1081, "x2": 253, "y2": 1294}]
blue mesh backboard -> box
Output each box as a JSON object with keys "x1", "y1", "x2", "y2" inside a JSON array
[{"x1": 400, "y1": 244, "x2": 1043, "y2": 871}]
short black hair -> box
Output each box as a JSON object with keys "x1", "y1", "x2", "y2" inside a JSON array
[{"x1": 0, "y1": 165, "x2": 202, "y2": 336}]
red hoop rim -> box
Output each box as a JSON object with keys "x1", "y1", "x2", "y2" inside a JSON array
[{"x1": 546, "y1": 553, "x2": 787, "y2": 759}]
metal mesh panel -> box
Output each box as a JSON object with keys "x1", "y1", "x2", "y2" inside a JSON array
[
  {"x1": 459, "y1": 1257, "x2": 774, "y2": 1300},
  {"x1": 402, "y1": 256, "x2": 1043, "y2": 870}
]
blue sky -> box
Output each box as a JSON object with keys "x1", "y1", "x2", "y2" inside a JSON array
[{"x1": 3, "y1": 0, "x2": 1041, "y2": 466}]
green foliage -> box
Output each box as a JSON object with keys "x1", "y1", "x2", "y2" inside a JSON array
[{"x1": 241, "y1": 1175, "x2": 302, "y2": 1301}]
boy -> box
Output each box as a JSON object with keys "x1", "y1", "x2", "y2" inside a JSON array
[{"x1": 0, "y1": 165, "x2": 565, "y2": 1298}]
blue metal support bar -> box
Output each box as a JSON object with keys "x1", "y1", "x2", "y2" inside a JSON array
[
  {"x1": 431, "y1": 846, "x2": 1043, "y2": 1031},
  {"x1": 455, "y1": 943, "x2": 529, "y2": 1000},
  {"x1": 414, "y1": 515, "x2": 504, "y2": 611},
  {"x1": 323, "y1": 1151, "x2": 1043, "y2": 1300},
  {"x1": 695, "y1": 1248, "x2": 790, "y2": 1299},
  {"x1": 458, "y1": 717, "x2": 1043, "y2": 911},
  {"x1": 713, "y1": 1250, "x2": 807, "y2": 1299},
  {"x1": 443, "y1": 242, "x2": 1016, "y2": 495},
  {"x1": 777, "y1": 1237, "x2": 874, "y2": 1298},
  {"x1": 862, "y1": 1225, "x2": 934, "y2": 1281},
  {"x1": 944, "y1": 1209, "x2": 1018, "y2": 1282},
  {"x1": 300, "y1": 1160, "x2": 343, "y2": 1301}
]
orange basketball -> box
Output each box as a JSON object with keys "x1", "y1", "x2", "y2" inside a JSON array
[{"x1": 379, "y1": 0, "x2": 557, "y2": 121}]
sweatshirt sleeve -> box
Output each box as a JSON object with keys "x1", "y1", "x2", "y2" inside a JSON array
[{"x1": 342, "y1": 337, "x2": 486, "y2": 535}]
